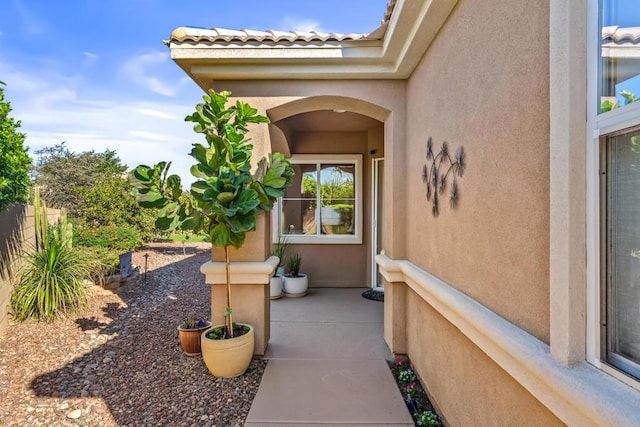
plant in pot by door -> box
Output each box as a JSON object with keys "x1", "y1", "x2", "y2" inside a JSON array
[
  {"x1": 129, "y1": 90, "x2": 294, "y2": 377},
  {"x1": 178, "y1": 315, "x2": 211, "y2": 355},
  {"x1": 283, "y1": 252, "x2": 308, "y2": 297},
  {"x1": 270, "y1": 236, "x2": 288, "y2": 299}
]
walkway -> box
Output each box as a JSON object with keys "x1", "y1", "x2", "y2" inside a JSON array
[{"x1": 245, "y1": 288, "x2": 414, "y2": 426}]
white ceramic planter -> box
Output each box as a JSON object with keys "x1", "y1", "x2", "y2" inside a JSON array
[
  {"x1": 283, "y1": 274, "x2": 308, "y2": 297},
  {"x1": 270, "y1": 275, "x2": 283, "y2": 299}
]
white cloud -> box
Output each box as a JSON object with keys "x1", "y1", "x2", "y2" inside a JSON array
[
  {"x1": 137, "y1": 108, "x2": 175, "y2": 120},
  {"x1": 83, "y1": 51, "x2": 99, "y2": 66},
  {"x1": 281, "y1": 16, "x2": 327, "y2": 33},
  {"x1": 120, "y1": 51, "x2": 185, "y2": 97},
  {"x1": 1, "y1": 59, "x2": 201, "y2": 187}
]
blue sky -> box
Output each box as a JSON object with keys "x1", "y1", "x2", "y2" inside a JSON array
[
  {"x1": 603, "y1": 0, "x2": 640, "y2": 27},
  {"x1": 0, "y1": 0, "x2": 388, "y2": 185}
]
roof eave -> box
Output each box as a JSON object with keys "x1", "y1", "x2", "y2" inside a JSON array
[{"x1": 170, "y1": 0, "x2": 460, "y2": 84}]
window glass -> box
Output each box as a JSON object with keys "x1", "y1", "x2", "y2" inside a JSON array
[
  {"x1": 320, "y1": 164, "x2": 355, "y2": 235},
  {"x1": 281, "y1": 199, "x2": 316, "y2": 235},
  {"x1": 276, "y1": 156, "x2": 361, "y2": 243},
  {"x1": 600, "y1": 1, "x2": 640, "y2": 113},
  {"x1": 603, "y1": 126, "x2": 640, "y2": 379},
  {"x1": 281, "y1": 164, "x2": 317, "y2": 235}
]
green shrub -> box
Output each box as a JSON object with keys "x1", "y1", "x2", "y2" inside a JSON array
[
  {"x1": 73, "y1": 223, "x2": 142, "y2": 252},
  {"x1": 10, "y1": 195, "x2": 90, "y2": 323},
  {"x1": 81, "y1": 245, "x2": 120, "y2": 283},
  {"x1": 416, "y1": 411, "x2": 440, "y2": 427}
]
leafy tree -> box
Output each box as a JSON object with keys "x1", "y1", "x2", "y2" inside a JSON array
[
  {"x1": 32, "y1": 142, "x2": 127, "y2": 214},
  {"x1": 130, "y1": 90, "x2": 294, "y2": 341},
  {"x1": 75, "y1": 177, "x2": 157, "y2": 240},
  {"x1": 0, "y1": 81, "x2": 31, "y2": 211}
]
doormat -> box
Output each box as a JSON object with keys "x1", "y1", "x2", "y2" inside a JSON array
[{"x1": 362, "y1": 289, "x2": 384, "y2": 302}]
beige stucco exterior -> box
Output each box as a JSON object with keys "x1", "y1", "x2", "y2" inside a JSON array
[
  {"x1": 405, "y1": 286, "x2": 563, "y2": 426},
  {"x1": 169, "y1": 0, "x2": 640, "y2": 424},
  {"x1": 404, "y1": 0, "x2": 551, "y2": 343}
]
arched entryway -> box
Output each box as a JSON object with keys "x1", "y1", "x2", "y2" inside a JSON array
[{"x1": 267, "y1": 96, "x2": 387, "y2": 289}]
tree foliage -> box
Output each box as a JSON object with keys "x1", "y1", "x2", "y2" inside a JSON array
[
  {"x1": 33, "y1": 142, "x2": 157, "y2": 243},
  {"x1": 75, "y1": 177, "x2": 157, "y2": 240},
  {"x1": 129, "y1": 90, "x2": 295, "y2": 249},
  {"x1": 0, "y1": 82, "x2": 31, "y2": 211},
  {"x1": 32, "y1": 142, "x2": 127, "y2": 215},
  {"x1": 129, "y1": 90, "x2": 294, "y2": 338}
]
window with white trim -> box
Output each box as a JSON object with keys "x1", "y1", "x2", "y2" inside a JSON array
[
  {"x1": 273, "y1": 154, "x2": 362, "y2": 244},
  {"x1": 595, "y1": 0, "x2": 640, "y2": 381}
]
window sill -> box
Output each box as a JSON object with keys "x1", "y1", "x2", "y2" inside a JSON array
[{"x1": 280, "y1": 235, "x2": 362, "y2": 245}]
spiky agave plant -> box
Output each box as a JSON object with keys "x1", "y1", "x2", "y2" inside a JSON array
[{"x1": 129, "y1": 90, "x2": 294, "y2": 338}]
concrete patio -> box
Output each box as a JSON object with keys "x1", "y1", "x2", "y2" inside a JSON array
[{"x1": 245, "y1": 288, "x2": 414, "y2": 426}]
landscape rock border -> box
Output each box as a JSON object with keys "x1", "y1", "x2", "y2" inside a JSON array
[{"x1": 0, "y1": 242, "x2": 265, "y2": 427}]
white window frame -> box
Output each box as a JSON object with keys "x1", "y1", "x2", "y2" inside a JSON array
[
  {"x1": 271, "y1": 154, "x2": 363, "y2": 245},
  {"x1": 586, "y1": 0, "x2": 640, "y2": 389}
]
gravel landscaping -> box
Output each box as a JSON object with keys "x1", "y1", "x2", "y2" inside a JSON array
[{"x1": 0, "y1": 242, "x2": 265, "y2": 427}]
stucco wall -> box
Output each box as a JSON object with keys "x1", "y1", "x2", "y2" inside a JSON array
[
  {"x1": 404, "y1": 0, "x2": 551, "y2": 342},
  {"x1": 405, "y1": 287, "x2": 564, "y2": 426}
]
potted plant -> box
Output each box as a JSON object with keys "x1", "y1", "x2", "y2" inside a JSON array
[
  {"x1": 270, "y1": 236, "x2": 288, "y2": 299},
  {"x1": 178, "y1": 315, "x2": 211, "y2": 355},
  {"x1": 129, "y1": 90, "x2": 294, "y2": 377},
  {"x1": 283, "y1": 252, "x2": 308, "y2": 297}
]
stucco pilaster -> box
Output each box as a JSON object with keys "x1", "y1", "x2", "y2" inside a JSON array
[{"x1": 549, "y1": 0, "x2": 587, "y2": 365}]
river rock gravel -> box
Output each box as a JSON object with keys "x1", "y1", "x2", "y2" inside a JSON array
[{"x1": 0, "y1": 242, "x2": 266, "y2": 427}]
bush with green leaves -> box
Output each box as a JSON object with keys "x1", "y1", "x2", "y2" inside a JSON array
[
  {"x1": 81, "y1": 245, "x2": 121, "y2": 281},
  {"x1": 10, "y1": 191, "x2": 90, "y2": 323},
  {"x1": 0, "y1": 81, "x2": 31, "y2": 211},
  {"x1": 416, "y1": 411, "x2": 440, "y2": 427},
  {"x1": 76, "y1": 176, "x2": 158, "y2": 241},
  {"x1": 73, "y1": 222, "x2": 142, "y2": 253}
]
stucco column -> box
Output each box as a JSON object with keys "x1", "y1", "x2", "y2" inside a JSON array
[
  {"x1": 549, "y1": 0, "x2": 587, "y2": 365},
  {"x1": 201, "y1": 256, "x2": 278, "y2": 356},
  {"x1": 203, "y1": 214, "x2": 276, "y2": 356},
  {"x1": 382, "y1": 110, "x2": 408, "y2": 260},
  {"x1": 376, "y1": 251, "x2": 407, "y2": 355}
]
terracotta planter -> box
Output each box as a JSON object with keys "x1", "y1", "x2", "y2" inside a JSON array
[
  {"x1": 178, "y1": 322, "x2": 211, "y2": 356},
  {"x1": 283, "y1": 274, "x2": 308, "y2": 297},
  {"x1": 201, "y1": 325, "x2": 254, "y2": 377}
]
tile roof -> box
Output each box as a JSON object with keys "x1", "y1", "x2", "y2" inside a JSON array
[
  {"x1": 169, "y1": 27, "x2": 370, "y2": 45},
  {"x1": 602, "y1": 26, "x2": 640, "y2": 44},
  {"x1": 168, "y1": 0, "x2": 397, "y2": 46}
]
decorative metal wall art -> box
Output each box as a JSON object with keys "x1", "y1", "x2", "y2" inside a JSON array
[{"x1": 422, "y1": 136, "x2": 465, "y2": 216}]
